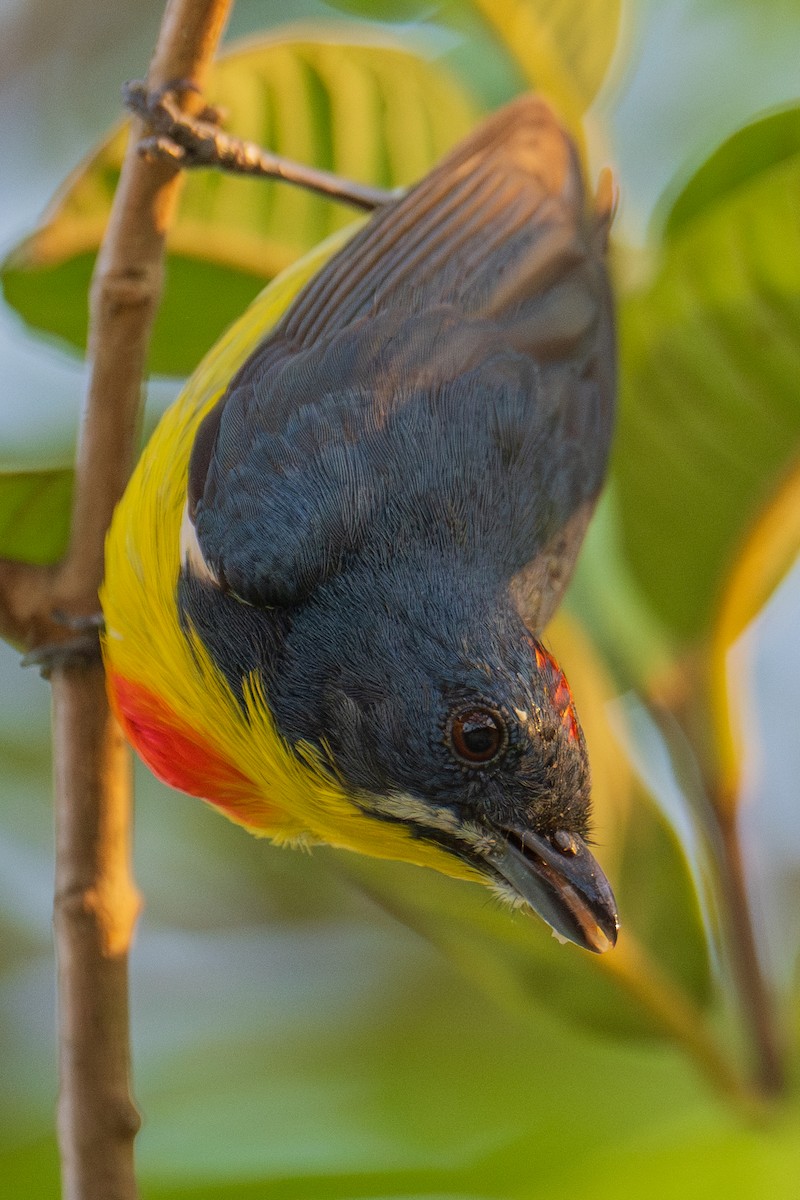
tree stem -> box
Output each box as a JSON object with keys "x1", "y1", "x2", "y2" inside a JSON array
[
  {"x1": 714, "y1": 805, "x2": 785, "y2": 1097},
  {"x1": 52, "y1": 664, "x2": 140, "y2": 1200},
  {"x1": 48, "y1": 1, "x2": 233, "y2": 1196},
  {"x1": 647, "y1": 688, "x2": 787, "y2": 1100}
]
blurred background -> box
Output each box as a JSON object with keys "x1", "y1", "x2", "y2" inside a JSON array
[{"x1": 1, "y1": 1, "x2": 799, "y2": 1196}]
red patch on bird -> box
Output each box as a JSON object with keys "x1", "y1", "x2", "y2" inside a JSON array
[
  {"x1": 108, "y1": 673, "x2": 257, "y2": 816},
  {"x1": 534, "y1": 643, "x2": 580, "y2": 743}
]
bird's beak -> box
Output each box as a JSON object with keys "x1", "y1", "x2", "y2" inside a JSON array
[{"x1": 482, "y1": 827, "x2": 619, "y2": 953}]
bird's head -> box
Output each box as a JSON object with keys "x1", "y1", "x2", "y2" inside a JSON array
[{"x1": 268, "y1": 559, "x2": 619, "y2": 953}]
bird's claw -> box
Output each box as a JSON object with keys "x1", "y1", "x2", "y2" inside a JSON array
[{"x1": 21, "y1": 611, "x2": 105, "y2": 676}]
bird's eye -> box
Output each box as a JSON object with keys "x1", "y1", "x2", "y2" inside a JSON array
[{"x1": 448, "y1": 707, "x2": 506, "y2": 764}]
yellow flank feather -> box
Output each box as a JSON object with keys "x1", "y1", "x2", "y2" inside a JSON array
[{"x1": 101, "y1": 225, "x2": 485, "y2": 887}]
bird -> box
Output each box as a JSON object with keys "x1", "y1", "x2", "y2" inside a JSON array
[{"x1": 102, "y1": 95, "x2": 619, "y2": 954}]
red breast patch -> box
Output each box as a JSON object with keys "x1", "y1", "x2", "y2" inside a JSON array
[{"x1": 108, "y1": 672, "x2": 258, "y2": 816}]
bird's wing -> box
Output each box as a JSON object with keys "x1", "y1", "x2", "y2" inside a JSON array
[
  {"x1": 278, "y1": 95, "x2": 611, "y2": 348},
  {"x1": 187, "y1": 96, "x2": 615, "y2": 616}
]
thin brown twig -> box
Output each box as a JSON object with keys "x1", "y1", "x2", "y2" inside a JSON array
[
  {"x1": 646, "y1": 685, "x2": 786, "y2": 1099},
  {"x1": 123, "y1": 80, "x2": 397, "y2": 211},
  {"x1": 601, "y1": 931, "x2": 769, "y2": 1116},
  {"x1": 714, "y1": 804, "x2": 785, "y2": 1097}
]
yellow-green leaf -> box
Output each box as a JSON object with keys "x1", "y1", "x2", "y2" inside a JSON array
[
  {"x1": 0, "y1": 469, "x2": 73, "y2": 566},
  {"x1": 614, "y1": 107, "x2": 800, "y2": 642},
  {"x1": 1, "y1": 30, "x2": 478, "y2": 377},
  {"x1": 710, "y1": 458, "x2": 800, "y2": 807},
  {"x1": 662, "y1": 104, "x2": 800, "y2": 242},
  {"x1": 469, "y1": 0, "x2": 622, "y2": 127}
]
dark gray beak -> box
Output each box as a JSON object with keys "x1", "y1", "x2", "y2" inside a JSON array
[{"x1": 483, "y1": 827, "x2": 619, "y2": 953}]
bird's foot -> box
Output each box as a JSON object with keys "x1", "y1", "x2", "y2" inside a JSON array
[{"x1": 21, "y1": 611, "x2": 105, "y2": 676}]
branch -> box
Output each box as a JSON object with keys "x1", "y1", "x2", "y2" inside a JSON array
[
  {"x1": 646, "y1": 685, "x2": 786, "y2": 1099},
  {"x1": 47, "y1": 2, "x2": 233, "y2": 1197},
  {"x1": 714, "y1": 803, "x2": 785, "y2": 1096},
  {"x1": 123, "y1": 80, "x2": 397, "y2": 211}
]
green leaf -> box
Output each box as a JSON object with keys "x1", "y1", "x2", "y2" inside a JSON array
[
  {"x1": 3, "y1": 254, "x2": 269, "y2": 385},
  {"x1": 566, "y1": 485, "x2": 677, "y2": 688},
  {"x1": 709, "y1": 456, "x2": 800, "y2": 807},
  {"x1": 323, "y1": 0, "x2": 442, "y2": 19},
  {"x1": 614, "y1": 106, "x2": 800, "y2": 640},
  {"x1": 467, "y1": 0, "x2": 621, "y2": 124},
  {"x1": 0, "y1": 469, "x2": 72, "y2": 565},
  {"x1": 1, "y1": 31, "x2": 478, "y2": 377},
  {"x1": 325, "y1": 0, "x2": 622, "y2": 123},
  {"x1": 545, "y1": 615, "x2": 712, "y2": 1018},
  {"x1": 118, "y1": 827, "x2": 722, "y2": 1195},
  {"x1": 662, "y1": 106, "x2": 800, "y2": 242},
  {"x1": 131, "y1": 928, "x2": 711, "y2": 1196}
]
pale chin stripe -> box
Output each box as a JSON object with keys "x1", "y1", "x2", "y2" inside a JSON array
[
  {"x1": 179, "y1": 502, "x2": 221, "y2": 587},
  {"x1": 364, "y1": 791, "x2": 494, "y2": 854}
]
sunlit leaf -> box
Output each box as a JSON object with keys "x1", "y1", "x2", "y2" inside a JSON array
[
  {"x1": 710, "y1": 458, "x2": 800, "y2": 807},
  {"x1": 1, "y1": 31, "x2": 477, "y2": 376},
  {"x1": 327, "y1": 0, "x2": 622, "y2": 124},
  {"x1": 662, "y1": 105, "x2": 800, "y2": 242},
  {"x1": 541, "y1": 613, "x2": 711, "y2": 1016},
  {"x1": 324, "y1": 0, "x2": 442, "y2": 19},
  {"x1": 614, "y1": 105, "x2": 800, "y2": 640},
  {"x1": 566, "y1": 485, "x2": 677, "y2": 687},
  {"x1": 468, "y1": 0, "x2": 622, "y2": 126}
]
